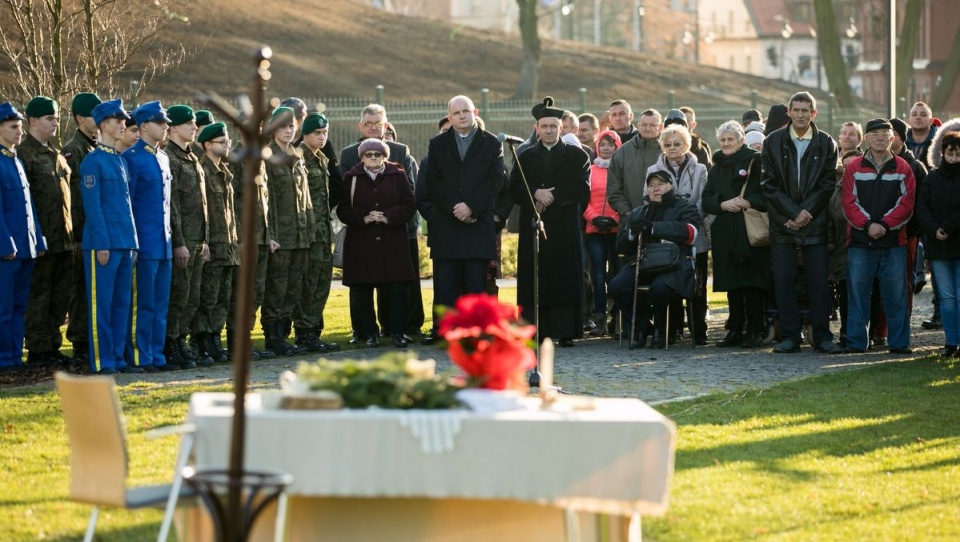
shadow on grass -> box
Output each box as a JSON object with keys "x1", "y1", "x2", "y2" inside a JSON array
[{"x1": 666, "y1": 357, "x2": 960, "y2": 476}]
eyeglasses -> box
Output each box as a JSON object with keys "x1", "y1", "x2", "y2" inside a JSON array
[
  {"x1": 662, "y1": 141, "x2": 684, "y2": 149},
  {"x1": 363, "y1": 151, "x2": 384, "y2": 158},
  {"x1": 362, "y1": 121, "x2": 385, "y2": 129}
]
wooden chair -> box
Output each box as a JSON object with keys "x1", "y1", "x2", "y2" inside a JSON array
[{"x1": 55, "y1": 372, "x2": 194, "y2": 542}]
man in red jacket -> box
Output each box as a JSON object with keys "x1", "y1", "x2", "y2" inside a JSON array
[{"x1": 841, "y1": 118, "x2": 916, "y2": 354}]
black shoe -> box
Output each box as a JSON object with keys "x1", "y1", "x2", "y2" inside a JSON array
[
  {"x1": 629, "y1": 332, "x2": 648, "y2": 350},
  {"x1": 141, "y1": 365, "x2": 160, "y2": 373},
  {"x1": 650, "y1": 330, "x2": 665, "y2": 349},
  {"x1": 922, "y1": 315, "x2": 943, "y2": 329},
  {"x1": 840, "y1": 346, "x2": 866, "y2": 354},
  {"x1": 178, "y1": 360, "x2": 198, "y2": 370},
  {"x1": 870, "y1": 336, "x2": 886, "y2": 349},
  {"x1": 940, "y1": 345, "x2": 958, "y2": 358},
  {"x1": 741, "y1": 331, "x2": 763, "y2": 349},
  {"x1": 558, "y1": 338, "x2": 576, "y2": 347},
  {"x1": 914, "y1": 279, "x2": 926, "y2": 294},
  {"x1": 421, "y1": 333, "x2": 440, "y2": 345},
  {"x1": 366, "y1": 336, "x2": 380, "y2": 348},
  {"x1": 717, "y1": 330, "x2": 744, "y2": 348},
  {"x1": 815, "y1": 341, "x2": 841, "y2": 354},
  {"x1": 889, "y1": 347, "x2": 913, "y2": 354},
  {"x1": 97, "y1": 368, "x2": 117, "y2": 375},
  {"x1": 582, "y1": 319, "x2": 597, "y2": 333},
  {"x1": 349, "y1": 331, "x2": 367, "y2": 345},
  {"x1": 392, "y1": 334, "x2": 408, "y2": 348},
  {"x1": 117, "y1": 365, "x2": 145, "y2": 374},
  {"x1": 317, "y1": 337, "x2": 342, "y2": 352},
  {"x1": 157, "y1": 364, "x2": 181, "y2": 372},
  {"x1": 773, "y1": 340, "x2": 800, "y2": 353}
]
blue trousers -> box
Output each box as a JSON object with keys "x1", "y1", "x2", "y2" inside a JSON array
[
  {"x1": 0, "y1": 259, "x2": 34, "y2": 368},
  {"x1": 847, "y1": 246, "x2": 909, "y2": 351},
  {"x1": 125, "y1": 258, "x2": 172, "y2": 368},
  {"x1": 85, "y1": 250, "x2": 134, "y2": 373},
  {"x1": 931, "y1": 259, "x2": 960, "y2": 346}
]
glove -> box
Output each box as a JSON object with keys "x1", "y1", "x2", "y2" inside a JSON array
[{"x1": 629, "y1": 214, "x2": 652, "y2": 235}]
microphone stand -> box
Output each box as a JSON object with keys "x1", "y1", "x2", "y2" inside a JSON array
[{"x1": 504, "y1": 141, "x2": 547, "y2": 389}]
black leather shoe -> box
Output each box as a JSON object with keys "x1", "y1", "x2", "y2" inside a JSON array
[
  {"x1": 815, "y1": 341, "x2": 841, "y2": 354},
  {"x1": 366, "y1": 336, "x2": 380, "y2": 348},
  {"x1": 940, "y1": 345, "x2": 958, "y2": 358},
  {"x1": 914, "y1": 279, "x2": 926, "y2": 294},
  {"x1": 392, "y1": 334, "x2": 408, "y2": 348},
  {"x1": 97, "y1": 368, "x2": 117, "y2": 375},
  {"x1": 141, "y1": 365, "x2": 160, "y2": 373},
  {"x1": 922, "y1": 315, "x2": 942, "y2": 329},
  {"x1": 840, "y1": 346, "x2": 866, "y2": 354},
  {"x1": 717, "y1": 330, "x2": 744, "y2": 348},
  {"x1": 349, "y1": 332, "x2": 367, "y2": 345},
  {"x1": 558, "y1": 338, "x2": 575, "y2": 347},
  {"x1": 117, "y1": 365, "x2": 145, "y2": 374},
  {"x1": 773, "y1": 340, "x2": 800, "y2": 353},
  {"x1": 157, "y1": 364, "x2": 181, "y2": 372},
  {"x1": 869, "y1": 336, "x2": 886, "y2": 349},
  {"x1": 317, "y1": 338, "x2": 342, "y2": 352},
  {"x1": 741, "y1": 331, "x2": 763, "y2": 349},
  {"x1": 889, "y1": 347, "x2": 913, "y2": 354}
]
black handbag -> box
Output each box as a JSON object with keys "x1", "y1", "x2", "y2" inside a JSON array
[
  {"x1": 637, "y1": 243, "x2": 681, "y2": 278},
  {"x1": 592, "y1": 216, "x2": 617, "y2": 232}
]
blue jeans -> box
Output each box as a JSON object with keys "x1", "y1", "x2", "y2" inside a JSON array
[
  {"x1": 585, "y1": 233, "x2": 621, "y2": 315},
  {"x1": 846, "y1": 246, "x2": 908, "y2": 350},
  {"x1": 930, "y1": 259, "x2": 960, "y2": 346}
]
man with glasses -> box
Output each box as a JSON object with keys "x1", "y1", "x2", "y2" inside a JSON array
[
  {"x1": 339, "y1": 104, "x2": 422, "y2": 343},
  {"x1": 122, "y1": 101, "x2": 180, "y2": 371},
  {"x1": 840, "y1": 119, "x2": 916, "y2": 354},
  {"x1": 607, "y1": 108, "x2": 663, "y2": 220},
  {"x1": 761, "y1": 92, "x2": 840, "y2": 354}
]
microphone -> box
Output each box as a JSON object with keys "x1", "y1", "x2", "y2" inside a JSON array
[{"x1": 497, "y1": 133, "x2": 525, "y2": 146}]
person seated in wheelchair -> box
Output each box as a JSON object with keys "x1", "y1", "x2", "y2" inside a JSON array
[{"x1": 609, "y1": 170, "x2": 700, "y2": 349}]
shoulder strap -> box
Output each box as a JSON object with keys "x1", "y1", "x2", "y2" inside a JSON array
[{"x1": 739, "y1": 160, "x2": 754, "y2": 198}]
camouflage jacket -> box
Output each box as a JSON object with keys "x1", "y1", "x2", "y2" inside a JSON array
[
  {"x1": 200, "y1": 154, "x2": 239, "y2": 265},
  {"x1": 299, "y1": 142, "x2": 333, "y2": 246},
  {"x1": 264, "y1": 141, "x2": 313, "y2": 249},
  {"x1": 61, "y1": 129, "x2": 96, "y2": 242},
  {"x1": 18, "y1": 133, "x2": 73, "y2": 253},
  {"x1": 167, "y1": 141, "x2": 209, "y2": 247},
  {"x1": 229, "y1": 150, "x2": 274, "y2": 247}
]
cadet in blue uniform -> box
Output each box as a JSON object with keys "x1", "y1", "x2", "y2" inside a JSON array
[
  {"x1": 79, "y1": 99, "x2": 140, "y2": 375},
  {"x1": 0, "y1": 103, "x2": 46, "y2": 370},
  {"x1": 123, "y1": 101, "x2": 179, "y2": 372}
]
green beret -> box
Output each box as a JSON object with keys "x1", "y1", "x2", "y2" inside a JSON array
[
  {"x1": 301, "y1": 112, "x2": 328, "y2": 135},
  {"x1": 25, "y1": 96, "x2": 58, "y2": 118},
  {"x1": 167, "y1": 105, "x2": 195, "y2": 126},
  {"x1": 195, "y1": 110, "x2": 215, "y2": 127},
  {"x1": 270, "y1": 106, "x2": 295, "y2": 124},
  {"x1": 197, "y1": 122, "x2": 227, "y2": 144},
  {"x1": 71, "y1": 92, "x2": 101, "y2": 118}
]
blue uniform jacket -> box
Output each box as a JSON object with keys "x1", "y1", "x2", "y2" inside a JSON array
[
  {"x1": 79, "y1": 145, "x2": 138, "y2": 251},
  {"x1": 123, "y1": 140, "x2": 172, "y2": 259},
  {"x1": 0, "y1": 146, "x2": 46, "y2": 258}
]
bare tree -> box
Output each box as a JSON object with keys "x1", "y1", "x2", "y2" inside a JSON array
[
  {"x1": 515, "y1": 0, "x2": 540, "y2": 101},
  {"x1": 894, "y1": 0, "x2": 922, "y2": 106},
  {"x1": 0, "y1": 0, "x2": 196, "y2": 111},
  {"x1": 931, "y1": 30, "x2": 960, "y2": 113},
  {"x1": 812, "y1": 0, "x2": 854, "y2": 108}
]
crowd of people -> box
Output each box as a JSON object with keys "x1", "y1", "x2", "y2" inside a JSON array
[{"x1": 0, "y1": 88, "x2": 957, "y2": 375}]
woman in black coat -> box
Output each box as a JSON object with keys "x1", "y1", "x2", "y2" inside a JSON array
[
  {"x1": 609, "y1": 170, "x2": 699, "y2": 349},
  {"x1": 337, "y1": 139, "x2": 417, "y2": 348},
  {"x1": 702, "y1": 120, "x2": 770, "y2": 348},
  {"x1": 916, "y1": 130, "x2": 960, "y2": 356}
]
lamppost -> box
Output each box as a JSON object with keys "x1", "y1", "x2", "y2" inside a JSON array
[{"x1": 775, "y1": 15, "x2": 793, "y2": 82}]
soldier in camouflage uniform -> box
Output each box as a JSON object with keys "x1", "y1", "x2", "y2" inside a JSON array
[
  {"x1": 261, "y1": 107, "x2": 311, "y2": 356},
  {"x1": 293, "y1": 112, "x2": 341, "y2": 353},
  {"x1": 191, "y1": 110, "x2": 215, "y2": 157},
  {"x1": 20, "y1": 97, "x2": 74, "y2": 366},
  {"x1": 61, "y1": 92, "x2": 101, "y2": 365},
  {"x1": 228, "y1": 145, "x2": 277, "y2": 361},
  {"x1": 193, "y1": 122, "x2": 238, "y2": 363},
  {"x1": 165, "y1": 105, "x2": 213, "y2": 367}
]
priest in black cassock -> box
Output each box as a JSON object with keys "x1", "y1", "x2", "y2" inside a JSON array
[{"x1": 510, "y1": 97, "x2": 591, "y2": 347}]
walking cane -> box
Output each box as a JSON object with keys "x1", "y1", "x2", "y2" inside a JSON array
[{"x1": 629, "y1": 216, "x2": 644, "y2": 350}]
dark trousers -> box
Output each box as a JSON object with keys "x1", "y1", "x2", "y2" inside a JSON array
[
  {"x1": 727, "y1": 286, "x2": 765, "y2": 333},
  {"x1": 369, "y1": 240, "x2": 425, "y2": 336},
  {"x1": 433, "y1": 257, "x2": 488, "y2": 309},
  {"x1": 771, "y1": 243, "x2": 832, "y2": 344},
  {"x1": 351, "y1": 282, "x2": 408, "y2": 337}
]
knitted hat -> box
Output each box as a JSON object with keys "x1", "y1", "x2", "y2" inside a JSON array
[
  {"x1": 744, "y1": 131, "x2": 765, "y2": 148},
  {"x1": 167, "y1": 105, "x2": 195, "y2": 126},
  {"x1": 25, "y1": 96, "x2": 58, "y2": 118},
  {"x1": 71, "y1": 93, "x2": 101, "y2": 118},
  {"x1": 358, "y1": 138, "x2": 389, "y2": 159},
  {"x1": 888, "y1": 117, "x2": 908, "y2": 142},
  {"x1": 744, "y1": 121, "x2": 765, "y2": 134}
]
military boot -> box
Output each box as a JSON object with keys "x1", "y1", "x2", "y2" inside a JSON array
[
  {"x1": 213, "y1": 330, "x2": 229, "y2": 360},
  {"x1": 295, "y1": 327, "x2": 324, "y2": 353},
  {"x1": 180, "y1": 336, "x2": 213, "y2": 367},
  {"x1": 316, "y1": 328, "x2": 342, "y2": 353},
  {"x1": 198, "y1": 333, "x2": 228, "y2": 364},
  {"x1": 266, "y1": 321, "x2": 304, "y2": 357},
  {"x1": 165, "y1": 337, "x2": 196, "y2": 370}
]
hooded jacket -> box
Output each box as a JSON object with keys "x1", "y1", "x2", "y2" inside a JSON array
[
  {"x1": 927, "y1": 117, "x2": 960, "y2": 169},
  {"x1": 583, "y1": 130, "x2": 621, "y2": 234}
]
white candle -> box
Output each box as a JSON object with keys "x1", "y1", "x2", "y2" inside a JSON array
[{"x1": 540, "y1": 339, "x2": 554, "y2": 390}]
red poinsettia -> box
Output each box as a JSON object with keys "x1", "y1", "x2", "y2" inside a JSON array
[{"x1": 439, "y1": 294, "x2": 537, "y2": 391}]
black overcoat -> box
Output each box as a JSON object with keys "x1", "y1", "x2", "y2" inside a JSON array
[
  {"x1": 510, "y1": 141, "x2": 590, "y2": 312},
  {"x1": 336, "y1": 162, "x2": 416, "y2": 286},
  {"x1": 423, "y1": 127, "x2": 507, "y2": 259}
]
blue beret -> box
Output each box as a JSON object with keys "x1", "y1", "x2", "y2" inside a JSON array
[
  {"x1": 92, "y1": 99, "x2": 130, "y2": 126},
  {"x1": 0, "y1": 102, "x2": 25, "y2": 123},
  {"x1": 133, "y1": 101, "x2": 171, "y2": 126}
]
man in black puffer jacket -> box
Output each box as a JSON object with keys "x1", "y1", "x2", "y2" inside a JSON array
[{"x1": 761, "y1": 92, "x2": 840, "y2": 354}]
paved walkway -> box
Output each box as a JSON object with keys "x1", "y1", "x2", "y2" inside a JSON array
[{"x1": 137, "y1": 288, "x2": 944, "y2": 405}]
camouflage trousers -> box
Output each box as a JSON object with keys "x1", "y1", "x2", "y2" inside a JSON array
[
  {"x1": 167, "y1": 242, "x2": 205, "y2": 340},
  {"x1": 25, "y1": 251, "x2": 73, "y2": 353},
  {"x1": 194, "y1": 261, "x2": 235, "y2": 335},
  {"x1": 228, "y1": 244, "x2": 269, "y2": 332},
  {"x1": 66, "y1": 250, "x2": 87, "y2": 347},
  {"x1": 261, "y1": 248, "x2": 306, "y2": 324},
  {"x1": 293, "y1": 240, "x2": 333, "y2": 330}
]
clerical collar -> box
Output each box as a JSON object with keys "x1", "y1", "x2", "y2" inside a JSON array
[{"x1": 542, "y1": 141, "x2": 558, "y2": 151}]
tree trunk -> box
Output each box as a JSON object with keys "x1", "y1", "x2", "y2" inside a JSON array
[
  {"x1": 515, "y1": 0, "x2": 540, "y2": 101},
  {"x1": 895, "y1": 0, "x2": 923, "y2": 106},
  {"x1": 812, "y1": 0, "x2": 854, "y2": 108},
  {"x1": 931, "y1": 29, "x2": 960, "y2": 112}
]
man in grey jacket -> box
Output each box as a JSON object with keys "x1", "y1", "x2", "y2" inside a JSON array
[{"x1": 606, "y1": 109, "x2": 663, "y2": 219}]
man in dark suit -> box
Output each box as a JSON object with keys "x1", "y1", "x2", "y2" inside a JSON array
[
  {"x1": 423, "y1": 96, "x2": 507, "y2": 332},
  {"x1": 510, "y1": 97, "x2": 591, "y2": 347}
]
